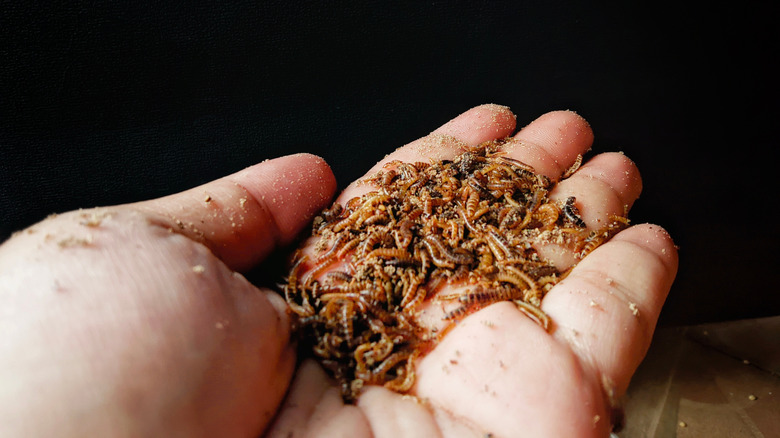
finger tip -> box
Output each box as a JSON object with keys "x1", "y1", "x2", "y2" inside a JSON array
[
  {"x1": 237, "y1": 154, "x2": 337, "y2": 238},
  {"x1": 509, "y1": 110, "x2": 595, "y2": 178},
  {"x1": 433, "y1": 103, "x2": 517, "y2": 142},
  {"x1": 571, "y1": 152, "x2": 643, "y2": 209},
  {"x1": 552, "y1": 110, "x2": 594, "y2": 142},
  {"x1": 615, "y1": 223, "x2": 679, "y2": 276}
]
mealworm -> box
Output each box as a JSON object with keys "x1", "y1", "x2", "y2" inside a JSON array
[
  {"x1": 563, "y1": 196, "x2": 586, "y2": 228},
  {"x1": 514, "y1": 300, "x2": 550, "y2": 331},
  {"x1": 562, "y1": 154, "x2": 583, "y2": 179}
]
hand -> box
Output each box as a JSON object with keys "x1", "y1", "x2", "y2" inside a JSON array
[
  {"x1": 0, "y1": 104, "x2": 678, "y2": 438},
  {"x1": 0, "y1": 154, "x2": 337, "y2": 436},
  {"x1": 265, "y1": 105, "x2": 678, "y2": 438}
]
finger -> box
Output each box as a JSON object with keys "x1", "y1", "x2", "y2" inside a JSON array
[
  {"x1": 134, "y1": 153, "x2": 337, "y2": 271},
  {"x1": 542, "y1": 224, "x2": 678, "y2": 399},
  {"x1": 266, "y1": 360, "x2": 372, "y2": 437},
  {"x1": 502, "y1": 110, "x2": 594, "y2": 179},
  {"x1": 414, "y1": 303, "x2": 611, "y2": 437},
  {"x1": 356, "y1": 386, "x2": 442, "y2": 438},
  {"x1": 537, "y1": 152, "x2": 643, "y2": 268},
  {"x1": 337, "y1": 104, "x2": 517, "y2": 203},
  {"x1": 550, "y1": 152, "x2": 643, "y2": 228}
]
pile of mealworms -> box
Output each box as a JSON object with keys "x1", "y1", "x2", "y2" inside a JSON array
[{"x1": 282, "y1": 139, "x2": 628, "y2": 401}]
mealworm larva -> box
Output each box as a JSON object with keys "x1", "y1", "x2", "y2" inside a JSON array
[
  {"x1": 476, "y1": 246, "x2": 496, "y2": 274},
  {"x1": 465, "y1": 189, "x2": 480, "y2": 218},
  {"x1": 381, "y1": 169, "x2": 398, "y2": 186},
  {"x1": 471, "y1": 203, "x2": 490, "y2": 220},
  {"x1": 413, "y1": 161, "x2": 430, "y2": 171},
  {"x1": 467, "y1": 176, "x2": 490, "y2": 196},
  {"x1": 443, "y1": 303, "x2": 472, "y2": 320},
  {"x1": 534, "y1": 203, "x2": 560, "y2": 230},
  {"x1": 577, "y1": 216, "x2": 629, "y2": 258},
  {"x1": 562, "y1": 154, "x2": 583, "y2": 179},
  {"x1": 384, "y1": 351, "x2": 418, "y2": 392},
  {"x1": 499, "y1": 206, "x2": 526, "y2": 230},
  {"x1": 502, "y1": 192, "x2": 522, "y2": 208},
  {"x1": 513, "y1": 300, "x2": 550, "y2": 331},
  {"x1": 458, "y1": 285, "x2": 517, "y2": 305},
  {"x1": 446, "y1": 219, "x2": 464, "y2": 245},
  {"x1": 395, "y1": 162, "x2": 419, "y2": 180},
  {"x1": 496, "y1": 155, "x2": 536, "y2": 173},
  {"x1": 332, "y1": 215, "x2": 357, "y2": 233},
  {"x1": 422, "y1": 237, "x2": 455, "y2": 269},
  {"x1": 362, "y1": 211, "x2": 390, "y2": 227},
  {"x1": 321, "y1": 202, "x2": 344, "y2": 224},
  {"x1": 481, "y1": 162, "x2": 520, "y2": 181},
  {"x1": 401, "y1": 284, "x2": 426, "y2": 314},
  {"x1": 360, "y1": 230, "x2": 389, "y2": 258},
  {"x1": 315, "y1": 233, "x2": 347, "y2": 263},
  {"x1": 399, "y1": 272, "x2": 423, "y2": 308},
  {"x1": 504, "y1": 265, "x2": 541, "y2": 300},
  {"x1": 370, "y1": 351, "x2": 411, "y2": 384},
  {"x1": 302, "y1": 253, "x2": 340, "y2": 287},
  {"x1": 341, "y1": 193, "x2": 392, "y2": 230},
  {"x1": 394, "y1": 218, "x2": 415, "y2": 249},
  {"x1": 318, "y1": 291, "x2": 362, "y2": 302},
  {"x1": 337, "y1": 235, "x2": 362, "y2": 258},
  {"x1": 423, "y1": 235, "x2": 473, "y2": 267},
  {"x1": 355, "y1": 333, "x2": 394, "y2": 371},
  {"x1": 486, "y1": 229, "x2": 516, "y2": 260},
  {"x1": 284, "y1": 254, "x2": 315, "y2": 317},
  {"x1": 366, "y1": 248, "x2": 415, "y2": 266},
  {"x1": 423, "y1": 196, "x2": 446, "y2": 216},
  {"x1": 486, "y1": 179, "x2": 516, "y2": 192},
  {"x1": 495, "y1": 272, "x2": 530, "y2": 290},
  {"x1": 447, "y1": 264, "x2": 470, "y2": 285},
  {"x1": 324, "y1": 270, "x2": 353, "y2": 284},
  {"x1": 338, "y1": 299, "x2": 356, "y2": 344},
  {"x1": 563, "y1": 196, "x2": 586, "y2": 228}
]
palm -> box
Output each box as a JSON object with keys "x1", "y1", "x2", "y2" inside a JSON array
[{"x1": 266, "y1": 106, "x2": 677, "y2": 437}]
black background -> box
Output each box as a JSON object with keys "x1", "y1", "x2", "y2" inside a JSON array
[{"x1": 2, "y1": 1, "x2": 778, "y2": 326}]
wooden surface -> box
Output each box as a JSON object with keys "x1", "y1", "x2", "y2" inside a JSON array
[{"x1": 618, "y1": 317, "x2": 780, "y2": 437}]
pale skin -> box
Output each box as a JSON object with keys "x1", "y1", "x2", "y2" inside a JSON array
[{"x1": 0, "y1": 105, "x2": 678, "y2": 437}]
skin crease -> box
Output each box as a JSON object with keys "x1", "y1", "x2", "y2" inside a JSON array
[{"x1": 0, "y1": 105, "x2": 678, "y2": 438}]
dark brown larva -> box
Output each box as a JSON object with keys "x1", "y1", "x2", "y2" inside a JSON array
[{"x1": 283, "y1": 139, "x2": 628, "y2": 402}]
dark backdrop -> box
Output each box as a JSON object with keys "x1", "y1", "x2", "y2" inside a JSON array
[{"x1": 2, "y1": 1, "x2": 777, "y2": 326}]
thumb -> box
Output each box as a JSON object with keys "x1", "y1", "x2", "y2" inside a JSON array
[{"x1": 134, "y1": 153, "x2": 337, "y2": 271}]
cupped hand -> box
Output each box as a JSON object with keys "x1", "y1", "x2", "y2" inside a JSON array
[
  {"x1": 0, "y1": 154, "x2": 337, "y2": 437},
  {"x1": 0, "y1": 105, "x2": 678, "y2": 438},
  {"x1": 265, "y1": 105, "x2": 678, "y2": 438}
]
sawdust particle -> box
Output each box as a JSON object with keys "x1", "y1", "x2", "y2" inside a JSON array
[{"x1": 58, "y1": 234, "x2": 93, "y2": 247}]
